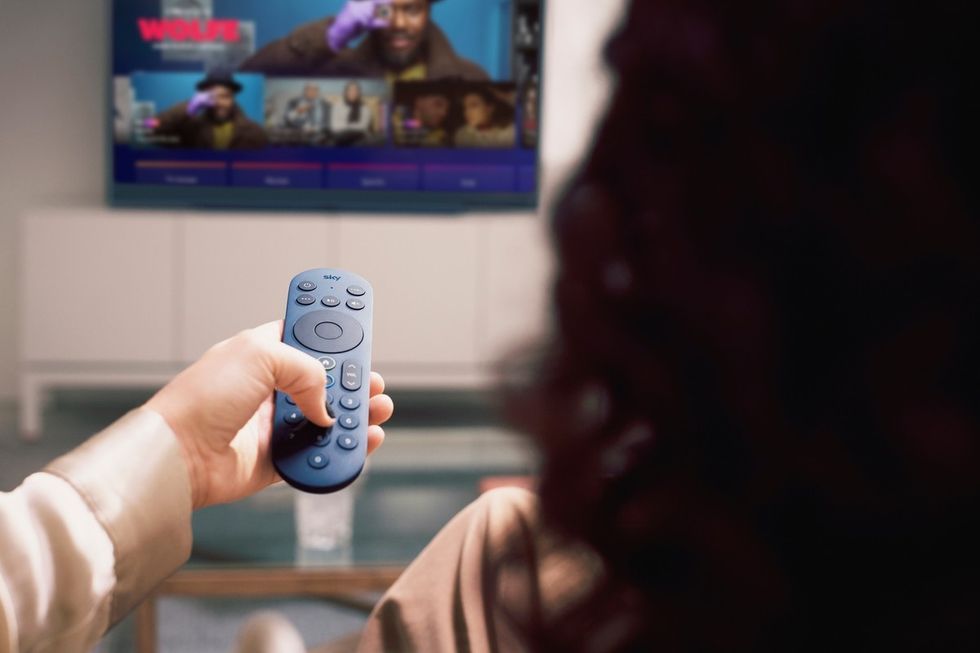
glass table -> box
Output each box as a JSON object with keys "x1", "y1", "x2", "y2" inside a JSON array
[{"x1": 134, "y1": 469, "x2": 493, "y2": 653}]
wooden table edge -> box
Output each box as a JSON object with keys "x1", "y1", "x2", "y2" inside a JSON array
[
  {"x1": 157, "y1": 565, "x2": 407, "y2": 597},
  {"x1": 135, "y1": 565, "x2": 407, "y2": 653}
]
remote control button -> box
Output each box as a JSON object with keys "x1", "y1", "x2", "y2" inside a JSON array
[
  {"x1": 284, "y1": 410, "x2": 305, "y2": 426},
  {"x1": 284, "y1": 395, "x2": 296, "y2": 405},
  {"x1": 340, "y1": 396, "x2": 360, "y2": 410},
  {"x1": 339, "y1": 414, "x2": 359, "y2": 430},
  {"x1": 294, "y1": 310, "x2": 364, "y2": 354},
  {"x1": 318, "y1": 356, "x2": 336, "y2": 371},
  {"x1": 314, "y1": 322, "x2": 344, "y2": 340},
  {"x1": 327, "y1": 392, "x2": 335, "y2": 406},
  {"x1": 313, "y1": 431, "x2": 331, "y2": 448},
  {"x1": 347, "y1": 285, "x2": 366, "y2": 297},
  {"x1": 346, "y1": 298, "x2": 365, "y2": 311},
  {"x1": 296, "y1": 294, "x2": 316, "y2": 306},
  {"x1": 338, "y1": 434, "x2": 358, "y2": 451},
  {"x1": 326, "y1": 374, "x2": 336, "y2": 388},
  {"x1": 308, "y1": 453, "x2": 330, "y2": 469},
  {"x1": 321, "y1": 296, "x2": 341, "y2": 308},
  {"x1": 342, "y1": 361, "x2": 362, "y2": 391},
  {"x1": 298, "y1": 281, "x2": 317, "y2": 292}
]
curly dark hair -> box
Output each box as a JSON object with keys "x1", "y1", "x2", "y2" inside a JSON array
[{"x1": 509, "y1": 1, "x2": 980, "y2": 651}]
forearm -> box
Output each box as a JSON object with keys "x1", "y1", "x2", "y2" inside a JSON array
[
  {"x1": 0, "y1": 409, "x2": 193, "y2": 652},
  {"x1": 0, "y1": 474, "x2": 116, "y2": 653}
]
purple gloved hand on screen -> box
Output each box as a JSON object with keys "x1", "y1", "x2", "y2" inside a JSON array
[
  {"x1": 327, "y1": 0, "x2": 391, "y2": 53},
  {"x1": 187, "y1": 90, "x2": 215, "y2": 116}
]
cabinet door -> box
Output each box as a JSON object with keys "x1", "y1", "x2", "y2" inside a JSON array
[
  {"x1": 21, "y1": 210, "x2": 178, "y2": 363},
  {"x1": 333, "y1": 215, "x2": 482, "y2": 380},
  {"x1": 478, "y1": 213, "x2": 552, "y2": 363},
  {"x1": 180, "y1": 215, "x2": 333, "y2": 360}
]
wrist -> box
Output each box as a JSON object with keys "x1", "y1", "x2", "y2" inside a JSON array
[{"x1": 143, "y1": 400, "x2": 207, "y2": 509}]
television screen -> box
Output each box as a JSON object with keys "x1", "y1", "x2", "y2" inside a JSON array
[{"x1": 110, "y1": 0, "x2": 543, "y2": 210}]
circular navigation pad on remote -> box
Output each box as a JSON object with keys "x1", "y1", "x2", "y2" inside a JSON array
[
  {"x1": 293, "y1": 310, "x2": 364, "y2": 354},
  {"x1": 315, "y1": 322, "x2": 343, "y2": 340}
]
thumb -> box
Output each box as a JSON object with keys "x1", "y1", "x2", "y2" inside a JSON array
[{"x1": 266, "y1": 342, "x2": 334, "y2": 428}]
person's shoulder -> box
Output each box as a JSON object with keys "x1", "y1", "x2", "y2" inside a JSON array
[
  {"x1": 156, "y1": 101, "x2": 193, "y2": 124},
  {"x1": 287, "y1": 17, "x2": 333, "y2": 50},
  {"x1": 162, "y1": 101, "x2": 190, "y2": 114},
  {"x1": 284, "y1": 16, "x2": 333, "y2": 54},
  {"x1": 426, "y1": 24, "x2": 491, "y2": 81},
  {"x1": 238, "y1": 120, "x2": 270, "y2": 148},
  {"x1": 240, "y1": 115, "x2": 266, "y2": 133},
  {"x1": 454, "y1": 57, "x2": 491, "y2": 82},
  {"x1": 239, "y1": 16, "x2": 334, "y2": 73},
  {"x1": 454, "y1": 124, "x2": 475, "y2": 142}
]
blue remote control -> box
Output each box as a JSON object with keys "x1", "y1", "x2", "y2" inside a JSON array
[{"x1": 271, "y1": 268, "x2": 373, "y2": 494}]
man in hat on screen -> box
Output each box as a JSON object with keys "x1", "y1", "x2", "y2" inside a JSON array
[
  {"x1": 240, "y1": 0, "x2": 489, "y2": 82},
  {"x1": 149, "y1": 71, "x2": 269, "y2": 150}
]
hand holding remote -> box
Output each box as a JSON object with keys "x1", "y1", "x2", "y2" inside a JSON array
[
  {"x1": 146, "y1": 320, "x2": 393, "y2": 508},
  {"x1": 271, "y1": 269, "x2": 377, "y2": 493}
]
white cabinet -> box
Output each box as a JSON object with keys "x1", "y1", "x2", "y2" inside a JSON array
[
  {"x1": 179, "y1": 215, "x2": 335, "y2": 360},
  {"x1": 21, "y1": 209, "x2": 179, "y2": 363},
  {"x1": 18, "y1": 207, "x2": 550, "y2": 438},
  {"x1": 334, "y1": 215, "x2": 484, "y2": 383},
  {"x1": 478, "y1": 213, "x2": 553, "y2": 362}
]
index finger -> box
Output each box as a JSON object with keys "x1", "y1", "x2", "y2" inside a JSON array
[{"x1": 252, "y1": 320, "x2": 285, "y2": 340}]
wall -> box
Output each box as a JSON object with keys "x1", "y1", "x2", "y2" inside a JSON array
[
  {"x1": 0, "y1": 0, "x2": 110, "y2": 398},
  {"x1": 0, "y1": 0, "x2": 625, "y2": 399},
  {"x1": 539, "y1": 0, "x2": 623, "y2": 171}
]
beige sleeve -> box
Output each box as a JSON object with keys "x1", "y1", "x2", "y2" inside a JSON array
[
  {"x1": 0, "y1": 408, "x2": 193, "y2": 653},
  {"x1": 355, "y1": 488, "x2": 602, "y2": 653}
]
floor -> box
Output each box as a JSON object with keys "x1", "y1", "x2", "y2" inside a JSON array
[{"x1": 0, "y1": 389, "x2": 535, "y2": 652}]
